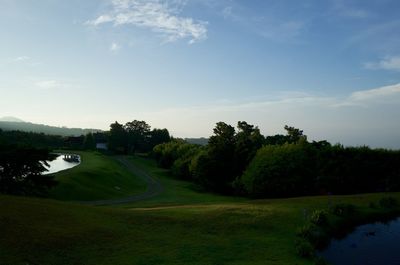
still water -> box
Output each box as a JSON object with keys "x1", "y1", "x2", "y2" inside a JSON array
[
  {"x1": 43, "y1": 154, "x2": 80, "y2": 175},
  {"x1": 319, "y1": 217, "x2": 400, "y2": 265}
]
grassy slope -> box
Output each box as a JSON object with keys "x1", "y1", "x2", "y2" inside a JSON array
[
  {"x1": 2, "y1": 155, "x2": 400, "y2": 265},
  {"x1": 118, "y1": 156, "x2": 245, "y2": 208},
  {"x1": 2, "y1": 193, "x2": 399, "y2": 265},
  {"x1": 49, "y1": 151, "x2": 146, "y2": 201}
]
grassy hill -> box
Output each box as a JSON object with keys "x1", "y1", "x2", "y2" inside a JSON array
[
  {"x1": 0, "y1": 121, "x2": 102, "y2": 136},
  {"x1": 49, "y1": 151, "x2": 147, "y2": 201},
  {"x1": 2, "y1": 153, "x2": 400, "y2": 265}
]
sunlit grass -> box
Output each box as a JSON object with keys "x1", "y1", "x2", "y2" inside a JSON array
[{"x1": 48, "y1": 151, "x2": 147, "y2": 201}]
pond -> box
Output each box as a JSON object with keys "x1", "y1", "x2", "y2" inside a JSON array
[
  {"x1": 319, "y1": 217, "x2": 400, "y2": 265},
  {"x1": 43, "y1": 154, "x2": 80, "y2": 175}
]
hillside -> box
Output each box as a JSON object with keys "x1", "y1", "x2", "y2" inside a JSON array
[{"x1": 0, "y1": 121, "x2": 102, "y2": 136}]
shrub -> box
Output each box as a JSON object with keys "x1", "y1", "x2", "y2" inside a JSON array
[
  {"x1": 296, "y1": 223, "x2": 329, "y2": 248},
  {"x1": 296, "y1": 223, "x2": 315, "y2": 239},
  {"x1": 330, "y1": 203, "x2": 355, "y2": 217},
  {"x1": 239, "y1": 143, "x2": 317, "y2": 197},
  {"x1": 310, "y1": 210, "x2": 328, "y2": 226},
  {"x1": 295, "y1": 239, "x2": 314, "y2": 258},
  {"x1": 379, "y1": 196, "x2": 398, "y2": 208}
]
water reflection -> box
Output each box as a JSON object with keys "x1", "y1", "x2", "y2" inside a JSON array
[
  {"x1": 43, "y1": 154, "x2": 80, "y2": 175},
  {"x1": 319, "y1": 217, "x2": 400, "y2": 265}
]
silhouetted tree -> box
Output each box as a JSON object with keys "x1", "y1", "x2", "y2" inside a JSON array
[
  {"x1": 192, "y1": 122, "x2": 236, "y2": 193},
  {"x1": 149, "y1": 128, "x2": 170, "y2": 149},
  {"x1": 108, "y1": 121, "x2": 127, "y2": 153},
  {"x1": 83, "y1": 133, "x2": 96, "y2": 150},
  {"x1": 234, "y1": 121, "x2": 264, "y2": 178},
  {"x1": 0, "y1": 144, "x2": 57, "y2": 195}
]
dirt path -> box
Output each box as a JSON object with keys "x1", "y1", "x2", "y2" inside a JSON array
[{"x1": 83, "y1": 156, "x2": 163, "y2": 206}]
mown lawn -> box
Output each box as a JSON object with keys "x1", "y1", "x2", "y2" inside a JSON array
[
  {"x1": 48, "y1": 151, "x2": 147, "y2": 201},
  {"x1": 2, "y1": 154, "x2": 400, "y2": 265},
  {"x1": 118, "y1": 156, "x2": 245, "y2": 208},
  {"x1": 2, "y1": 192, "x2": 400, "y2": 265}
]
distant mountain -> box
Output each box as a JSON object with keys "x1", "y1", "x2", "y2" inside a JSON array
[
  {"x1": 0, "y1": 121, "x2": 102, "y2": 136},
  {"x1": 185, "y1": 137, "x2": 209, "y2": 146},
  {"x1": 0, "y1": 116, "x2": 24, "y2": 122}
]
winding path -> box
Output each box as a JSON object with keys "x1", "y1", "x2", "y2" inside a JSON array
[{"x1": 82, "y1": 156, "x2": 163, "y2": 206}]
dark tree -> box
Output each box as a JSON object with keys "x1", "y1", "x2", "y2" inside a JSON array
[
  {"x1": 83, "y1": 133, "x2": 96, "y2": 150},
  {"x1": 234, "y1": 121, "x2": 264, "y2": 178},
  {"x1": 284, "y1": 125, "x2": 307, "y2": 143},
  {"x1": 108, "y1": 121, "x2": 128, "y2": 153},
  {"x1": 149, "y1": 128, "x2": 170, "y2": 150},
  {"x1": 192, "y1": 122, "x2": 236, "y2": 193},
  {"x1": 124, "y1": 120, "x2": 151, "y2": 153},
  {"x1": 0, "y1": 145, "x2": 57, "y2": 196}
]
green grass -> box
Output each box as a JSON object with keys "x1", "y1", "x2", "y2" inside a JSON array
[
  {"x1": 2, "y1": 192, "x2": 400, "y2": 265},
  {"x1": 2, "y1": 154, "x2": 400, "y2": 265},
  {"x1": 48, "y1": 151, "x2": 147, "y2": 201},
  {"x1": 119, "y1": 156, "x2": 245, "y2": 208}
]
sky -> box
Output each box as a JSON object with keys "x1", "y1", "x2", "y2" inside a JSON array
[{"x1": 0, "y1": 0, "x2": 400, "y2": 148}]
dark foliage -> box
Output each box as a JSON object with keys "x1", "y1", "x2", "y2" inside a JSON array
[
  {"x1": 0, "y1": 144, "x2": 57, "y2": 196},
  {"x1": 154, "y1": 121, "x2": 400, "y2": 198},
  {"x1": 108, "y1": 120, "x2": 171, "y2": 154}
]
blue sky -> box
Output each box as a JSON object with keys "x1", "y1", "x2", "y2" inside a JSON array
[{"x1": 1, "y1": 0, "x2": 400, "y2": 148}]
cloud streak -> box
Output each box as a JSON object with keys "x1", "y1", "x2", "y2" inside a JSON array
[
  {"x1": 35, "y1": 80, "x2": 68, "y2": 90},
  {"x1": 365, "y1": 56, "x2": 400, "y2": 72},
  {"x1": 86, "y1": 0, "x2": 208, "y2": 44}
]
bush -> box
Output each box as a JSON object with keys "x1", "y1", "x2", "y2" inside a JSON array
[
  {"x1": 239, "y1": 143, "x2": 316, "y2": 197},
  {"x1": 296, "y1": 223, "x2": 329, "y2": 248},
  {"x1": 330, "y1": 203, "x2": 355, "y2": 217},
  {"x1": 297, "y1": 223, "x2": 315, "y2": 239},
  {"x1": 379, "y1": 196, "x2": 398, "y2": 208},
  {"x1": 310, "y1": 210, "x2": 328, "y2": 226},
  {"x1": 295, "y1": 239, "x2": 314, "y2": 258}
]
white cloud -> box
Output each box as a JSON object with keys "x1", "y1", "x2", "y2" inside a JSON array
[
  {"x1": 110, "y1": 42, "x2": 121, "y2": 51},
  {"x1": 365, "y1": 56, "x2": 400, "y2": 72},
  {"x1": 348, "y1": 83, "x2": 400, "y2": 101},
  {"x1": 134, "y1": 83, "x2": 400, "y2": 148},
  {"x1": 35, "y1": 80, "x2": 65, "y2": 89},
  {"x1": 14, "y1": 56, "x2": 30, "y2": 62},
  {"x1": 86, "y1": 0, "x2": 208, "y2": 44}
]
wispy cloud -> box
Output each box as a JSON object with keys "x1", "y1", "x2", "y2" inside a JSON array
[
  {"x1": 110, "y1": 41, "x2": 121, "y2": 52},
  {"x1": 136, "y1": 83, "x2": 400, "y2": 148},
  {"x1": 348, "y1": 83, "x2": 400, "y2": 101},
  {"x1": 35, "y1": 80, "x2": 67, "y2": 89},
  {"x1": 364, "y1": 56, "x2": 400, "y2": 72},
  {"x1": 14, "y1": 56, "x2": 30, "y2": 62},
  {"x1": 86, "y1": 0, "x2": 208, "y2": 44}
]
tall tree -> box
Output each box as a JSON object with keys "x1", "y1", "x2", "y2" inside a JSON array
[
  {"x1": 124, "y1": 120, "x2": 151, "y2": 153},
  {"x1": 234, "y1": 121, "x2": 264, "y2": 177},
  {"x1": 83, "y1": 133, "x2": 96, "y2": 150},
  {"x1": 284, "y1": 125, "x2": 307, "y2": 143},
  {"x1": 193, "y1": 122, "x2": 236, "y2": 193},
  {"x1": 149, "y1": 128, "x2": 170, "y2": 150},
  {"x1": 108, "y1": 121, "x2": 128, "y2": 153}
]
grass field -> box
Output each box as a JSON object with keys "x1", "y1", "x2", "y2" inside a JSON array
[
  {"x1": 1, "y1": 154, "x2": 400, "y2": 265},
  {"x1": 48, "y1": 151, "x2": 147, "y2": 201},
  {"x1": 118, "y1": 156, "x2": 245, "y2": 208}
]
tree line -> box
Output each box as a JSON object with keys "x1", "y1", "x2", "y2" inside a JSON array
[
  {"x1": 108, "y1": 120, "x2": 170, "y2": 154},
  {"x1": 0, "y1": 120, "x2": 171, "y2": 196},
  {"x1": 153, "y1": 121, "x2": 400, "y2": 198}
]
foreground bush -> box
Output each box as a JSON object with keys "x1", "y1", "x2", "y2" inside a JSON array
[{"x1": 238, "y1": 142, "x2": 316, "y2": 197}]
